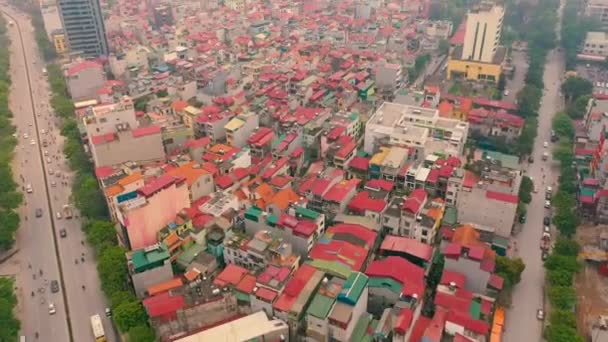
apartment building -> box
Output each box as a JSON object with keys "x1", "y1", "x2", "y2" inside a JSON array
[
  {"x1": 58, "y1": 0, "x2": 109, "y2": 57},
  {"x1": 65, "y1": 60, "x2": 105, "y2": 101}
]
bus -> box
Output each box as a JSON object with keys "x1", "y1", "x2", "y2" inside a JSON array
[{"x1": 90, "y1": 314, "x2": 106, "y2": 342}]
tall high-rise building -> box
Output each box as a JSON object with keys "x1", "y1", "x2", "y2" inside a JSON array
[
  {"x1": 461, "y1": 2, "x2": 504, "y2": 63},
  {"x1": 57, "y1": 0, "x2": 108, "y2": 58}
]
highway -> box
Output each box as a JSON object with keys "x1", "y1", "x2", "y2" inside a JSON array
[
  {"x1": 2, "y1": 5, "x2": 114, "y2": 342},
  {"x1": 503, "y1": 12, "x2": 566, "y2": 342}
]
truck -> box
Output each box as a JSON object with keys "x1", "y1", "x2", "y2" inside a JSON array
[
  {"x1": 62, "y1": 205, "x2": 73, "y2": 219},
  {"x1": 540, "y1": 232, "x2": 551, "y2": 251},
  {"x1": 90, "y1": 314, "x2": 106, "y2": 342}
]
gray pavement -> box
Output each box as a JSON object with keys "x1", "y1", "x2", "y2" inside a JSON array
[
  {"x1": 504, "y1": 50, "x2": 528, "y2": 103},
  {"x1": 503, "y1": 38, "x2": 566, "y2": 342},
  {"x1": 1, "y1": 6, "x2": 114, "y2": 342}
]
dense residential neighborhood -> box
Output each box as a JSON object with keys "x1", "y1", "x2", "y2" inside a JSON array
[{"x1": 2, "y1": 0, "x2": 608, "y2": 341}]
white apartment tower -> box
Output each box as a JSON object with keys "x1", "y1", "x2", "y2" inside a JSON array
[{"x1": 461, "y1": 2, "x2": 504, "y2": 63}]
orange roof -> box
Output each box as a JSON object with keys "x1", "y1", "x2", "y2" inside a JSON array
[
  {"x1": 105, "y1": 184, "x2": 124, "y2": 197},
  {"x1": 453, "y1": 224, "x2": 495, "y2": 259},
  {"x1": 184, "y1": 268, "x2": 201, "y2": 282},
  {"x1": 118, "y1": 172, "x2": 143, "y2": 187},
  {"x1": 426, "y1": 207, "x2": 443, "y2": 221},
  {"x1": 172, "y1": 100, "x2": 189, "y2": 111},
  {"x1": 147, "y1": 277, "x2": 183, "y2": 296},
  {"x1": 270, "y1": 188, "x2": 300, "y2": 211},
  {"x1": 209, "y1": 143, "x2": 233, "y2": 153},
  {"x1": 438, "y1": 101, "x2": 454, "y2": 117},
  {"x1": 165, "y1": 162, "x2": 209, "y2": 186},
  {"x1": 254, "y1": 183, "x2": 275, "y2": 209},
  {"x1": 459, "y1": 98, "x2": 473, "y2": 112},
  {"x1": 163, "y1": 232, "x2": 180, "y2": 250}
]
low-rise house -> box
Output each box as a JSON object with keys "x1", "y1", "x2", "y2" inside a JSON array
[
  {"x1": 380, "y1": 235, "x2": 434, "y2": 269},
  {"x1": 90, "y1": 125, "x2": 166, "y2": 167},
  {"x1": 65, "y1": 59, "x2": 105, "y2": 101},
  {"x1": 223, "y1": 230, "x2": 300, "y2": 273},
  {"x1": 128, "y1": 243, "x2": 174, "y2": 298},
  {"x1": 164, "y1": 161, "x2": 214, "y2": 201},
  {"x1": 468, "y1": 108, "x2": 525, "y2": 143}
]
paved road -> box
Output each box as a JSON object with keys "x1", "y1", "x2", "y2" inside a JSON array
[
  {"x1": 1, "y1": 6, "x2": 114, "y2": 342},
  {"x1": 504, "y1": 50, "x2": 529, "y2": 103},
  {"x1": 503, "y1": 40, "x2": 566, "y2": 342}
]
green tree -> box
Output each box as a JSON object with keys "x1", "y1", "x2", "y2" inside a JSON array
[
  {"x1": 438, "y1": 39, "x2": 450, "y2": 55},
  {"x1": 113, "y1": 300, "x2": 148, "y2": 332},
  {"x1": 110, "y1": 290, "x2": 137, "y2": 308},
  {"x1": 547, "y1": 269, "x2": 573, "y2": 287},
  {"x1": 85, "y1": 220, "x2": 117, "y2": 251},
  {"x1": 518, "y1": 176, "x2": 533, "y2": 204},
  {"x1": 553, "y1": 142, "x2": 574, "y2": 164},
  {"x1": 73, "y1": 173, "x2": 108, "y2": 220},
  {"x1": 553, "y1": 209, "x2": 579, "y2": 237},
  {"x1": 567, "y1": 95, "x2": 591, "y2": 119},
  {"x1": 545, "y1": 323, "x2": 584, "y2": 342},
  {"x1": 561, "y1": 76, "x2": 593, "y2": 103},
  {"x1": 97, "y1": 246, "x2": 128, "y2": 296},
  {"x1": 0, "y1": 210, "x2": 20, "y2": 251},
  {"x1": 0, "y1": 278, "x2": 20, "y2": 341},
  {"x1": 495, "y1": 256, "x2": 525, "y2": 286},
  {"x1": 552, "y1": 112, "x2": 574, "y2": 138},
  {"x1": 544, "y1": 254, "x2": 581, "y2": 274},
  {"x1": 548, "y1": 286, "x2": 576, "y2": 309},
  {"x1": 156, "y1": 89, "x2": 169, "y2": 98},
  {"x1": 549, "y1": 309, "x2": 577, "y2": 329},
  {"x1": 128, "y1": 325, "x2": 156, "y2": 342},
  {"x1": 553, "y1": 237, "x2": 580, "y2": 256}
]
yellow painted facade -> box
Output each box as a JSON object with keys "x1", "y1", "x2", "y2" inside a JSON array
[
  {"x1": 447, "y1": 58, "x2": 502, "y2": 82},
  {"x1": 52, "y1": 33, "x2": 67, "y2": 54}
]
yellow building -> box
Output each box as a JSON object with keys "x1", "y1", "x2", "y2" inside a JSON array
[
  {"x1": 447, "y1": 2, "x2": 505, "y2": 82},
  {"x1": 447, "y1": 53, "x2": 504, "y2": 82},
  {"x1": 52, "y1": 31, "x2": 67, "y2": 55}
]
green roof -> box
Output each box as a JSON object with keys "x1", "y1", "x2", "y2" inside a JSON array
[
  {"x1": 338, "y1": 272, "x2": 368, "y2": 305},
  {"x1": 267, "y1": 214, "x2": 278, "y2": 226},
  {"x1": 296, "y1": 206, "x2": 320, "y2": 220},
  {"x1": 469, "y1": 300, "x2": 481, "y2": 319},
  {"x1": 176, "y1": 243, "x2": 206, "y2": 266},
  {"x1": 235, "y1": 291, "x2": 250, "y2": 302},
  {"x1": 443, "y1": 206, "x2": 458, "y2": 226},
  {"x1": 245, "y1": 206, "x2": 263, "y2": 221},
  {"x1": 581, "y1": 188, "x2": 596, "y2": 197},
  {"x1": 481, "y1": 150, "x2": 520, "y2": 170},
  {"x1": 307, "y1": 294, "x2": 335, "y2": 319},
  {"x1": 367, "y1": 276, "x2": 402, "y2": 295},
  {"x1": 131, "y1": 244, "x2": 170, "y2": 273},
  {"x1": 307, "y1": 260, "x2": 352, "y2": 279}
]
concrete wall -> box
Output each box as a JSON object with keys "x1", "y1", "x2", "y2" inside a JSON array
[
  {"x1": 444, "y1": 257, "x2": 490, "y2": 294},
  {"x1": 131, "y1": 262, "x2": 173, "y2": 298},
  {"x1": 91, "y1": 130, "x2": 165, "y2": 167},
  {"x1": 67, "y1": 66, "x2": 105, "y2": 101}
]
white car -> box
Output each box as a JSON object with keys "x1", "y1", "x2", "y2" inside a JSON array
[
  {"x1": 544, "y1": 226, "x2": 551, "y2": 234},
  {"x1": 56, "y1": 212, "x2": 62, "y2": 219},
  {"x1": 543, "y1": 141, "x2": 548, "y2": 148},
  {"x1": 51, "y1": 180, "x2": 56, "y2": 187},
  {"x1": 537, "y1": 309, "x2": 545, "y2": 320},
  {"x1": 26, "y1": 184, "x2": 32, "y2": 193},
  {"x1": 48, "y1": 303, "x2": 56, "y2": 315},
  {"x1": 30, "y1": 139, "x2": 35, "y2": 145},
  {"x1": 23, "y1": 133, "x2": 28, "y2": 139},
  {"x1": 40, "y1": 129, "x2": 46, "y2": 134},
  {"x1": 545, "y1": 200, "x2": 551, "y2": 209},
  {"x1": 43, "y1": 150, "x2": 48, "y2": 156}
]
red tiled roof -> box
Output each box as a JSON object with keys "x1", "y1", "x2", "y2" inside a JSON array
[
  {"x1": 443, "y1": 242, "x2": 462, "y2": 258},
  {"x1": 427, "y1": 169, "x2": 440, "y2": 183},
  {"x1": 348, "y1": 191, "x2": 386, "y2": 213},
  {"x1": 95, "y1": 166, "x2": 116, "y2": 179},
  {"x1": 215, "y1": 175, "x2": 234, "y2": 189},
  {"x1": 450, "y1": 20, "x2": 466, "y2": 45},
  {"x1": 403, "y1": 189, "x2": 427, "y2": 213},
  {"x1": 446, "y1": 310, "x2": 490, "y2": 335},
  {"x1": 365, "y1": 179, "x2": 394, "y2": 191},
  {"x1": 440, "y1": 270, "x2": 466, "y2": 289},
  {"x1": 273, "y1": 264, "x2": 318, "y2": 312},
  {"x1": 293, "y1": 220, "x2": 317, "y2": 237},
  {"x1": 485, "y1": 190, "x2": 518, "y2": 204},
  {"x1": 142, "y1": 292, "x2": 185, "y2": 318},
  {"x1": 67, "y1": 60, "x2": 102, "y2": 76},
  {"x1": 365, "y1": 256, "x2": 425, "y2": 297},
  {"x1": 235, "y1": 274, "x2": 257, "y2": 294},
  {"x1": 132, "y1": 125, "x2": 161, "y2": 138},
  {"x1": 349, "y1": 156, "x2": 370, "y2": 171},
  {"x1": 328, "y1": 223, "x2": 377, "y2": 249},
  {"x1": 90, "y1": 132, "x2": 115, "y2": 145},
  {"x1": 323, "y1": 179, "x2": 360, "y2": 202},
  {"x1": 139, "y1": 174, "x2": 184, "y2": 197},
  {"x1": 463, "y1": 171, "x2": 479, "y2": 188},
  {"x1": 409, "y1": 316, "x2": 432, "y2": 342},
  {"x1": 488, "y1": 274, "x2": 504, "y2": 290},
  {"x1": 185, "y1": 137, "x2": 211, "y2": 148},
  {"x1": 214, "y1": 264, "x2": 248, "y2": 287},
  {"x1": 435, "y1": 291, "x2": 471, "y2": 315},
  {"x1": 255, "y1": 287, "x2": 278, "y2": 303},
  {"x1": 309, "y1": 239, "x2": 369, "y2": 272},
  {"x1": 380, "y1": 235, "x2": 434, "y2": 262},
  {"x1": 395, "y1": 308, "x2": 414, "y2": 335}
]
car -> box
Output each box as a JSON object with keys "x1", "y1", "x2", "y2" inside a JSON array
[
  {"x1": 528, "y1": 156, "x2": 534, "y2": 163},
  {"x1": 544, "y1": 226, "x2": 551, "y2": 234},
  {"x1": 545, "y1": 200, "x2": 551, "y2": 209},
  {"x1": 48, "y1": 303, "x2": 56, "y2": 315},
  {"x1": 537, "y1": 309, "x2": 545, "y2": 320},
  {"x1": 59, "y1": 228, "x2": 67, "y2": 238},
  {"x1": 105, "y1": 307, "x2": 112, "y2": 317},
  {"x1": 545, "y1": 193, "x2": 552, "y2": 200},
  {"x1": 43, "y1": 150, "x2": 48, "y2": 156},
  {"x1": 46, "y1": 157, "x2": 51, "y2": 164},
  {"x1": 56, "y1": 212, "x2": 62, "y2": 219},
  {"x1": 48, "y1": 169, "x2": 54, "y2": 175},
  {"x1": 35, "y1": 208, "x2": 42, "y2": 217},
  {"x1": 504, "y1": 89, "x2": 510, "y2": 96},
  {"x1": 543, "y1": 216, "x2": 551, "y2": 225},
  {"x1": 40, "y1": 129, "x2": 45, "y2": 134},
  {"x1": 55, "y1": 171, "x2": 62, "y2": 178},
  {"x1": 23, "y1": 133, "x2": 28, "y2": 139},
  {"x1": 30, "y1": 139, "x2": 35, "y2": 145},
  {"x1": 26, "y1": 184, "x2": 32, "y2": 193},
  {"x1": 51, "y1": 180, "x2": 56, "y2": 187},
  {"x1": 50, "y1": 280, "x2": 59, "y2": 293},
  {"x1": 543, "y1": 141, "x2": 548, "y2": 148},
  {"x1": 542, "y1": 251, "x2": 549, "y2": 260}
]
